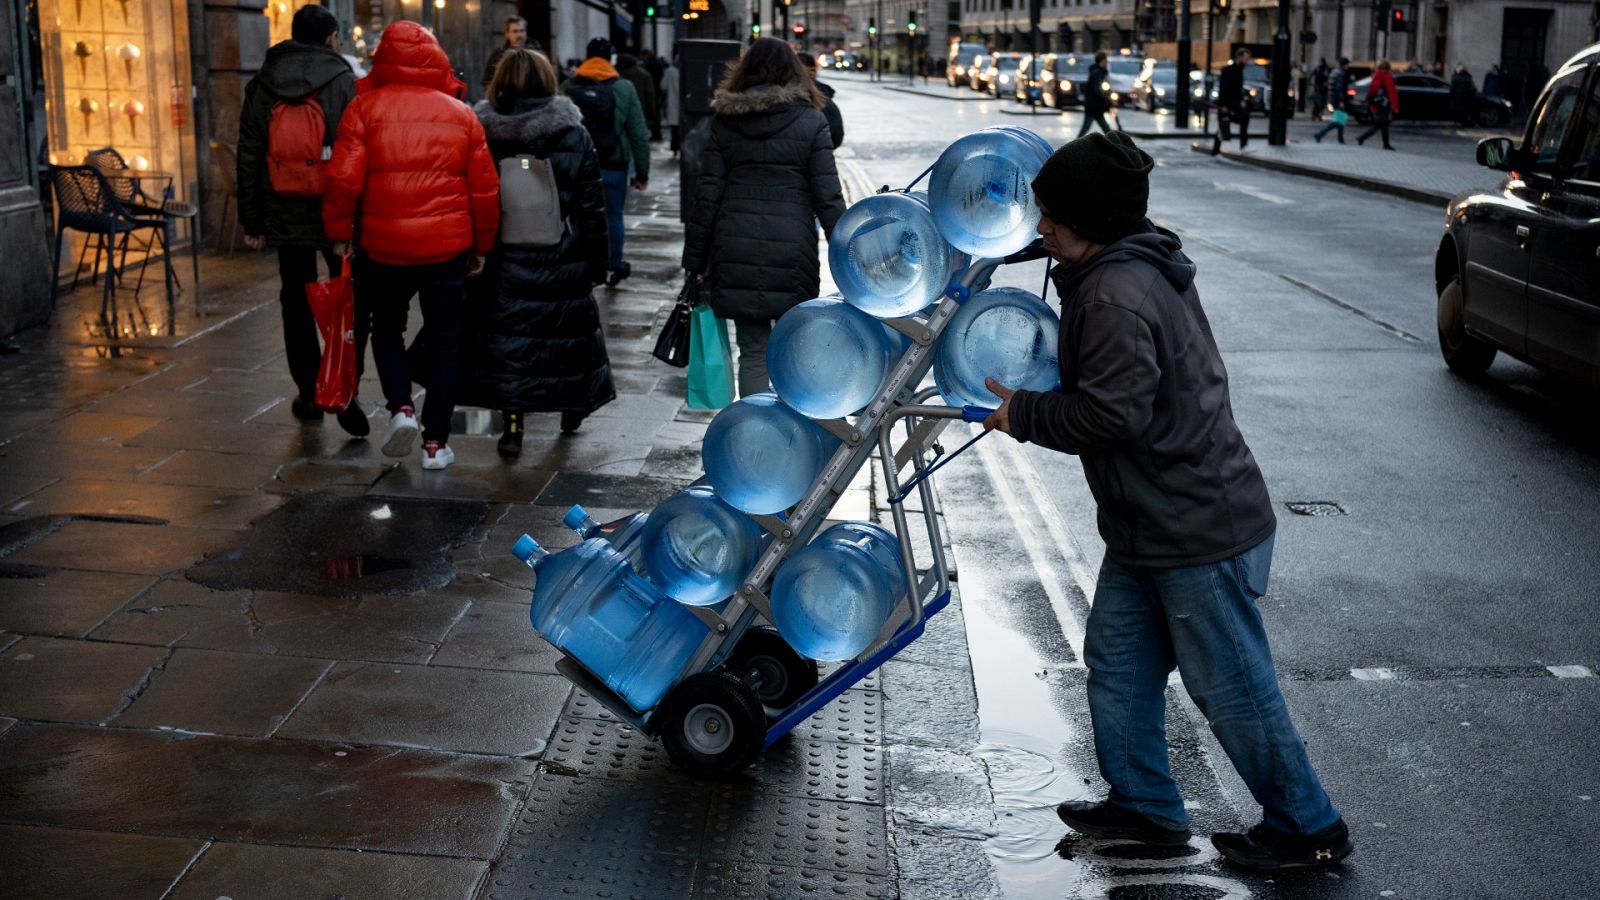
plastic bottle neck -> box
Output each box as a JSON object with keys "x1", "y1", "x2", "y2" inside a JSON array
[{"x1": 512, "y1": 534, "x2": 549, "y2": 566}]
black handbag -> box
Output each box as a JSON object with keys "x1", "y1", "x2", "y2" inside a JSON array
[{"x1": 651, "y1": 277, "x2": 697, "y2": 368}]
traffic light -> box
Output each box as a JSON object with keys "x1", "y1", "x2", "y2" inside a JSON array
[
  {"x1": 907, "y1": 9, "x2": 917, "y2": 34},
  {"x1": 644, "y1": 4, "x2": 655, "y2": 17},
  {"x1": 1391, "y1": 8, "x2": 1407, "y2": 31},
  {"x1": 751, "y1": 10, "x2": 761, "y2": 37},
  {"x1": 1374, "y1": 0, "x2": 1391, "y2": 31},
  {"x1": 867, "y1": 17, "x2": 877, "y2": 37}
]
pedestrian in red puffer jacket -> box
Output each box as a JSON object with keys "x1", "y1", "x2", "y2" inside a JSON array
[
  {"x1": 1355, "y1": 60, "x2": 1401, "y2": 150},
  {"x1": 323, "y1": 20, "x2": 499, "y2": 471}
]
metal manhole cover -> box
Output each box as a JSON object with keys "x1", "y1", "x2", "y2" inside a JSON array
[{"x1": 1285, "y1": 501, "x2": 1347, "y2": 517}]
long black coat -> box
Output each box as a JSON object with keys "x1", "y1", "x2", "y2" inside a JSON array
[
  {"x1": 683, "y1": 83, "x2": 846, "y2": 322},
  {"x1": 1449, "y1": 71, "x2": 1477, "y2": 119},
  {"x1": 460, "y1": 96, "x2": 615, "y2": 414}
]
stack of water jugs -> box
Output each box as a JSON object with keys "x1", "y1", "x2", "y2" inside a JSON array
[{"x1": 514, "y1": 127, "x2": 1064, "y2": 714}]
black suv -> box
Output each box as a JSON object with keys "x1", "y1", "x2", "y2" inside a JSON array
[{"x1": 1436, "y1": 44, "x2": 1600, "y2": 384}]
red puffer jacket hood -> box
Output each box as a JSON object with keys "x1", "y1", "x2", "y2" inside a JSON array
[
  {"x1": 364, "y1": 19, "x2": 467, "y2": 99},
  {"x1": 322, "y1": 21, "x2": 497, "y2": 265}
]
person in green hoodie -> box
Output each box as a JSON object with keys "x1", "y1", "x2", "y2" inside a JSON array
[
  {"x1": 237, "y1": 4, "x2": 364, "y2": 435},
  {"x1": 562, "y1": 38, "x2": 650, "y2": 286}
]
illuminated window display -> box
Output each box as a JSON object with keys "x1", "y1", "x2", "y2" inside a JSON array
[{"x1": 37, "y1": 0, "x2": 196, "y2": 275}]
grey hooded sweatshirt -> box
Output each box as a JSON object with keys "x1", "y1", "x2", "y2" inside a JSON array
[{"x1": 1007, "y1": 225, "x2": 1276, "y2": 568}]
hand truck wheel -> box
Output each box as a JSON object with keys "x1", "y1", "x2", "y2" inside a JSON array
[
  {"x1": 726, "y1": 627, "x2": 819, "y2": 710},
  {"x1": 658, "y1": 671, "x2": 767, "y2": 776}
]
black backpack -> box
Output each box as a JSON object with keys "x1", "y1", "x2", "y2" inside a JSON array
[{"x1": 565, "y1": 77, "x2": 623, "y2": 167}]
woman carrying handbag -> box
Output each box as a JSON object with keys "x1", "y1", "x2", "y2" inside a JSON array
[
  {"x1": 681, "y1": 37, "x2": 846, "y2": 397},
  {"x1": 463, "y1": 49, "x2": 615, "y2": 457}
]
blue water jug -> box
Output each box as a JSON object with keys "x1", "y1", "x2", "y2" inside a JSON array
[
  {"x1": 828, "y1": 191, "x2": 957, "y2": 319},
  {"x1": 928, "y1": 127, "x2": 1052, "y2": 258},
  {"x1": 639, "y1": 486, "x2": 763, "y2": 607},
  {"x1": 771, "y1": 522, "x2": 907, "y2": 661},
  {"x1": 564, "y1": 505, "x2": 647, "y2": 562},
  {"x1": 934, "y1": 287, "x2": 1061, "y2": 408},
  {"x1": 769, "y1": 298, "x2": 897, "y2": 420},
  {"x1": 513, "y1": 535, "x2": 707, "y2": 712},
  {"x1": 702, "y1": 393, "x2": 841, "y2": 515}
]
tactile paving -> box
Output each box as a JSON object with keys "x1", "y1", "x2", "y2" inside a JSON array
[
  {"x1": 505, "y1": 769, "x2": 710, "y2": 857},
  {"x1": 745, "y1": 737, "x2": 884, "y2": 804},
  {"x1": 695, "y1": 860, "x2": 893, "y2": 899},
  {"x1": 563, "y1": 688, "x2": 621, "y2": 723},
  {"x1": 483, "y1": 841, "x2": 696, "y2": 900},
  {"x1": 705, "y1": 790, "x2": 890, "y2": 875},
  {"x1": 787, "y1": 689, "x2": 882, "y2": 746},
  {"x1": 543, "y1": 716, "x2": 708, "y2": 790},
  {"x1": 819, "y1": 662, "x2": 882, "y2": 693}
]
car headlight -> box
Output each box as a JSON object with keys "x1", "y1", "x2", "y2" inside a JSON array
[
  {"x1": 1062, "y1": 79, "x2": 1072, "y2": 89},
  {"x1": 1155, "y1": 87, "x2": 1166, "y2": 96},
  {"x1": 1248, "y1": 88, "x2": 1258, "y2": 97},
  {"x1": 1193, "y1": 88, "x2": 1204, "y2": 97},
  {"x1": 1102, "y1": 81, "x2": 1111, "y2": 92},
  {"x1": 1110, "y1": 92, "x2": 1120, "y2": 100},
  {"x1": 955, "y1": 66, "x2": 965, "y2": 75},
  {"x1": 1000, "y1": 75, "x2": 1011, "y2": 83}
]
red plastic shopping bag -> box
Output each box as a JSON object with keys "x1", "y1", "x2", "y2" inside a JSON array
[{"x1": 306, "y1": 257, "x2": 357, "y2": 413}]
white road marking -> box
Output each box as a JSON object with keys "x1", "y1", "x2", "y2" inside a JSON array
[
  {"x1": 1212, "y1": 180, "x2": 1295, "y2": 205},
  {"x1": 1548, "y1": 665, "x2": 1594, "y2": 678},
  {"x1": 1350, "y1": 667, "x2": 1398, "y2": 681}
]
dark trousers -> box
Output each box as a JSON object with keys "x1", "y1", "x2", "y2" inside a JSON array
[
  {"x1": 1078, "y1": 107, "x2": 1113, "y2": 136},
  {"x1": 277, "y1": 247, "x2": 344, "y2": 401},
  {"x1": 1220, "y1": 107, "x2": 1251, "y2": 146},
  {"x1": 357, "y1": 253, "x2": 468, "y2": 444},
  {"x1": 1356, "y1": 116, "x2": 1393, "y2": 148}
]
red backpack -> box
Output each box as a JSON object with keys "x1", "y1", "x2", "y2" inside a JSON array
[{"x1": 267, "y1": 95, "x2": 328, "y2": 197}]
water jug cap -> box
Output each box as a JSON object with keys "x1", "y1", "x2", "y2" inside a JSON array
[
  {"x1": 512, "y1": 534, "x2": 544, "y2": 563},
  {"x1": 562, "y1": 505, "x2": 593, "y2": 532}
]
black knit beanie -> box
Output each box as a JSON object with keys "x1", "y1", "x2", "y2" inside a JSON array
[
  {"x1": 1031, "y1": 131, "x2": 1155, "y2": 245},
  {"x1": 586, "y1": 37, "x2": 613, "y2": 60}
]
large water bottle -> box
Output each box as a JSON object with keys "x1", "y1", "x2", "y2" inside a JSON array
[
  {"x1": 934, "y1": 287, "x2": 1061, "y2": 408},
  {"x1": 768, "y1": 299, "x2": 897, "y2": 420},
  {"x1": 702, "y1": 393, "x2": 841, "y2": 515},
  {"x1": 928, "y1": 127, "x2": 1052, "y2": 258},
  {"x1": 564, "y1": 505, "x2": 647, "y2": 562},
  {"x1": 513, "y1": 535, "x2": 706, "y2": 712},
  {"x1": 639, "y1": 486, "x2": 763, "y2": 607},
  {"x1": 771, "y1": 522, "x2": 907, "y2": 661},
  {"x1": 828, "y1": 191, "x2": 956, "y2": 319}
]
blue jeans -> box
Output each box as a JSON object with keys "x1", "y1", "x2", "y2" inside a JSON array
[
  {"x1": 1314, "y1": 121, "x2": 1345, "y2": 142},
  {"x1": 1084, "y1": 533, "x2": 1341, "y2": 836},
  {"x1": 600, "y1": 168, "x2": 628, "y2": 271}
]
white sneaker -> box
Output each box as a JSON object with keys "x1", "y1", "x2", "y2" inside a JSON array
[
  {"x1": 382, "y1": 407, "x2": 420, "y2": 458},
  {"x1": 421, "y1": 440, "x2": 454, "y2": 470}
]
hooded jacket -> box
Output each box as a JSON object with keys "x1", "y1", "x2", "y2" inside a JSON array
[
  {"x1": 816, "y1": 79, "x2": 845, "y2": 149},
  {"x1": 563, "y1": 58, "x2": 650, "y2": 179},
  {"x1": 456, "y1": 96, "x2": 614, "y2": 414},
  {"x1": 236, "y1": 40, "x2": 356, "y2": 246},
  {"x1": 682, "y1": 82, "x2": 845, "y2": 321},
  {"x1": 322, "y1": 21, "x2": 499, "y2": 266},
  {"x1": 1007, "y1": 226, "x2": 1276, "y2": 568},
  {"x1": 616, "y1": 53, "x2": 660, "y2": 135}
]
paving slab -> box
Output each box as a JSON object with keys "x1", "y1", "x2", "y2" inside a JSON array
[
  {"x1": 168, "y1": 842, "x2": 486, "y2": 900},
  {"x1": 136, "y1": 449, "x2": 294, "y2": 491},
  {"x1": 534, "y1": 472, "x2": 683, "y2": 509},
  {"x1": 0, "y1": 636, "x2": 168, "y2": 723},
  {"x1": 5, "y1": 519, "x2": 236, "y2": 576},
  {"x1": 15, "y1": 479, "x2": 285, "y2": 530},
  {"x1": 430, "y1": 600, "x2": 560, "y2": 674},
  {"x1": 482, "y1": 841, "x2": 698, "y2": 900},
  {"x1": 0, "y1": 724, "x2": 535, "y2": 857},
  {"x1": 696, "y1": 859, "x2": 895, "y2": 899},
  {"x1": 0, "y1": 569, "x2": 155, "y2": 637},
  {"x1": 277, "y1": 660, "x2": 566, "y2": 756},
  {"x1": 0, "y1": 824, "x2": 206, "y2": 900},
  {"x1": 0, "y1": 440, "x2": 176, "y2": 482},
  {"x1": 368, "y1": 463, "x2": 555, "y2": 505},
  {"x1": 92, "y1": 578, "x2": 470, "y2": 664},
  {"x1": 114, "y1": 647, "x2": 332, "y2": 737},
  {"x1": 704, "y1": 789, "x2": 890, "y2": 876}
]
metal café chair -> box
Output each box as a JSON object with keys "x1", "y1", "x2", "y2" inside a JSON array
[
  {"x1": 47, "y1": 164, "x2": 177, "y2": 314},
  {"x1": 85, "y1": 147, "x2": 201, "y2": 294}
]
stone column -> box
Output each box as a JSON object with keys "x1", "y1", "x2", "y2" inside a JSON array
[
  {"x1": 0, "y1": 0, "x2": 53, "y2": 335},
  {"x1": 194, "y1": 0, "x2": 269, "y2": 246}
]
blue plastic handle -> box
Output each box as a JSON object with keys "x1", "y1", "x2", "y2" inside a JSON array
[{"x1": 962, "y1": 406, "x2": 996, "y2": 423}]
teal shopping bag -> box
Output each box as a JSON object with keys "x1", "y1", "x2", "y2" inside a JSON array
[{"x1": 686, "y1": 305, "x2": 735, "y2": 410}]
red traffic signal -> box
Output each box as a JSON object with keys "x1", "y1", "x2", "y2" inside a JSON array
[{"x1": 1391, "y1": 8, "x2": 1407, "y2": 31}]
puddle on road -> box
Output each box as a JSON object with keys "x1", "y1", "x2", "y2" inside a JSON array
[{"x1": 961, "y1": 590, "x2": 1090, "y2": 899}]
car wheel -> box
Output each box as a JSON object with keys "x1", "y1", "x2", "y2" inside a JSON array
[{"x1": 1437, "y1": 276, "x2": 1497, "y2": 376}]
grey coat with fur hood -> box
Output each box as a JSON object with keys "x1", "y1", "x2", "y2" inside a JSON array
[
  {"x1": 683, "y1": 82, "x2": 846, "y2": 321},
  {"x1": 454, "y1": 95, "x2": 614, "y2": 414}
]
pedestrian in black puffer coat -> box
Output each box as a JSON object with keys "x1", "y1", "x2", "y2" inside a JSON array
[
  {"x1": 683, "y1": 37, "x2": 846, "y2": 396},
  {"x1": 466, "y1": 49, "x2": 614, "y2": 455}
]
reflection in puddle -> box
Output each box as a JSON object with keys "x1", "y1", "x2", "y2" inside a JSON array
[
  {"x1": 962, "y1": 592, "x2": 1088, "y2": 898},
  {"x1": 320, "y1": 556, "x2": 414, "y2": 581}
]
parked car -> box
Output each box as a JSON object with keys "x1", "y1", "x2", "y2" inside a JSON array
[
  {"x1": 1130, "y1": 61, "x2": 1207, "y2": 111},
  {"x1": 1013, "y1": 53, "x2": 1051, "y2": 103},
  {"x1": 980, "y1": 53, "x2": 1025, "y2": 97},
  {"x1": 1347, "y1": 73, "x2": 1513, "y2": 125},
  {"x1": 967, "y1": 54, "x2": 991, "y2": 90},
  {"x1": 948, "y1": 42, "x2": 987, "y2": 88},
  {"x1": 1435, "y1": 43, "x2": 1600, "y2": 385},
  {"x1": 1043, "y1": 54, "x2": 1090, "y2": 108},
  {"x1": 1106, "y1": 55, "x2": 1145, "y2": 106}
]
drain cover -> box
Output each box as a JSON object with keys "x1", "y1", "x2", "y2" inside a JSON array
[{"x1": 1286, "y1": 501, "x2": 1347, "y2": 517}]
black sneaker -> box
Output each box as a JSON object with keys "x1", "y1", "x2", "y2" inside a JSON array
[
  {"x1": 1212, "y1": 820, "x2": 1354, "y2": 870},
  {"x1": 336, "y1": 400, "x2": 370, "y2": 438},
  {"x1": 560, "y1": 411, "x2": 586, "y2": 435},
  {"x1": 1055, "y1": 800, "x2": 1191, "y2": 846},
  {"x1": 497, "y1": 411, "x2": 523, "y2": 458},
  {"x1": 606, "y1": 262, "x2": 632, "y2": 287},
  {"x1": 290, "y1": 396, "x2": 324, "y2": 422}
]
